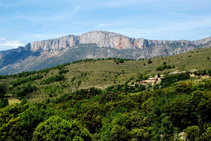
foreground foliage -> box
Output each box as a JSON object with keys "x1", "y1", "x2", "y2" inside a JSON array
[{"x1": 0, "y1": 79, "x2": 211, "y2": 140}]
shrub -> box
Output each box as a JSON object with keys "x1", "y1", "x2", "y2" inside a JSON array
[
  {"x1": 59, "y1": 69, "x2": 69, "y2": 74},
  {"x1": 106, "y1": 86, "x2": 115, "y2": 91},
  {"x1": 148, "y1": 59, "x2": 152, "y2": 64},
  {"x1": 0, "y1": 98, "x2": 9, "y2": 108},
  {"x1": 21, "y1": 99, "x2": 27, "y2": 105},
  {"x1": 71, "y1": 76, "x2": 76, "y2": 82},
  {"x1": 11, "y1": 74, "x2": 43, "y2": 87},
  {"x1": 16, "y1": 85, "x2": 37, "y2": 97},
  {"x1": 208, "y1": 70, "x2": 211, "y2": 76},
  {"x1": 41, "y1": 75, "x2": 65, "y2": 85},
  {"x1": 0, "y1": 83, "x2": 7, "y2": 99},
  {"x1": 161, "y1": 73, "x2": 190, "y2": 88},
  {"x1": 77, "y1": 80, "x2": 82, "y2": 86},
  {"x1": 156, "y1": 65, "x2": 171, "y2": 71}
]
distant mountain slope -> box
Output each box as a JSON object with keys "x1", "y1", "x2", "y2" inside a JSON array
[{"x1": 0, "y1": 31, "x2": 210, "y2": 75}]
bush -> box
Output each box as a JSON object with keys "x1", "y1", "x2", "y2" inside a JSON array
[
  {"x1": 0, "y1": 98, "x2": 9, "y2": 108},
  {"x1": 16, "y1": 85, "x2": 37, "y2": 97},
  {"x1": 194, "y1": 70, "x2": 207, "y2": 76},
  {"x1": 106, "y1": 86, "x2": 115, "y2": 91},
  {"x1": 58, "y1": 69, "x2": 69, "y2": 74},
  {"x1": 148, "y1": 59, "x2": 152, "y2": 64},
  {"x1": 21, "y1": 99, "x2": 27, "y2": 105},
  {"x1": 72, "y1": 87, "x2": 102, "y2": 99},
  {"x1": 71, "y1": 76, "x2": 76, "y2": 82},
  {"x1": 156, "y1": 65, "x2": 171, "y2": 71},
  {"x1": 199, "y1": 70, "x2": 207, "y2": 76},
  {"x1": 208, "y1": 70, "x2": 211, "y2": 76},
  {"x1": 118, "y1": 59, "x2": 124, "y2": 63},
  {"x1": 115, "y1": 58, "x2": 125, "y2": 64},
  {"x1": 0, "y1": 83, "x2": 7, "y2": 99},
  {"x1": 11, "y1": 74, "x2": 43, "y2": 87},
  {"x1": 41, "y1": 75, "x2": 65, "y2": 85},
  {"x1": 77, "y1": 80, "x2": 82, "y2": 86},
  {"x1": 161, "y1": 73, "x2": 190, "y2": 88}
]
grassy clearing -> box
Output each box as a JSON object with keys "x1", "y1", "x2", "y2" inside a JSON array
[{"x1": 6, "y1": 94, "x2": 21, "y2": 105}]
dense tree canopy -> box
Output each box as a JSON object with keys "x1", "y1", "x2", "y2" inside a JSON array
[
  {"x1": 32, "y1": 116, "x2": 92, "y2": 141},
  {"x1": 0, "y1": 73, "x2": 211, "y2": 140}
]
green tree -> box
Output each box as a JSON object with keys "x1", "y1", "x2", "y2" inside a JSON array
[
  {"x1": 21, "y1": 99, "x2": 27, "y2": 105},
  {"x1": 130, "y1": 129, "x2": 149, "y2": 141},
  {"x1": 0, "y1": 83, "x2": 8, "y2": 108},
  {"x1": 200, "y1": 127, "x2": 211, "y2": 140},
  {"x1": 32, "y1": 116, "x2": 92, "y2": 141},
  {"x1": 0, "y1": 98, "x2": 9, "y2": 108},
  {"x1": 0, "y1": 83, "x2": 7, "y2": 99},
  {"x1": 148, "y1": 59, "x2": 152, "y2": 64},
  {"x1": 207, "y1": 70, "x2": 211, "y2": 76},
  {"x1": 157, "y1": 73, "x2": 160, "y2": 77},
  {"x1": 184, "y1": 125, "x2": 200, "y2": 141},
  {"x1": 110, "y1": 125, "x2": 130, "y2": 141},
  {"x1": 118, "y1": 59, "x2": 124, "y2": 63},
  {"x1": 159, "y1": 118, "x2": 177, "y2": 140}
]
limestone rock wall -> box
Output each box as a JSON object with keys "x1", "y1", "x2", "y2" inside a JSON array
[{"x1": 28, "y1": 31, "x2": 211, "y2": 52}]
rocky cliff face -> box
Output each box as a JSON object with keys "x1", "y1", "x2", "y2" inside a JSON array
[
  {"x1": 30, "y1": 35, "x2": 80, "y2": 51},
  {"x1": 28, "y1": 31, "x2": 211, "y2": 52}
]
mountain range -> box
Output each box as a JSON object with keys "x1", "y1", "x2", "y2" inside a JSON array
[{"x1": 0, "y1": 31, "x2": 211, "y2": 75}]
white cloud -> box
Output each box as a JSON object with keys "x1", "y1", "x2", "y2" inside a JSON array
[
  {"x1": 0, "y1": 38, "x2": 24, "y2": 48},
  {"x1": 98, "y1": 23, "x2": 108, "y2": 27}
]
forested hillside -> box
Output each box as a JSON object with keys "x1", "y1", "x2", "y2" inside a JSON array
[
  {"x1": 0, "y1": 48, "x2": 211, "y2": 140},
  {"x1": 0, "y1": 76, "x2": 211, "y2": 140}
]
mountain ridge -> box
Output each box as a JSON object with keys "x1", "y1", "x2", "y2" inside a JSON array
[
  {"x1": 0, "y1": 31, "x2": 210, "y2": 75},
  {"x1": 1, "y1": 31, "x2": 211, "y2": 54},
  {"x1": 26, "y1": 31, "x2": 211, "y2": 51}
]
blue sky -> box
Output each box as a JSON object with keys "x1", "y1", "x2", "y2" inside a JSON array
[{"x1": 0, "y1": 0, "x2": 210, "y2": 51}]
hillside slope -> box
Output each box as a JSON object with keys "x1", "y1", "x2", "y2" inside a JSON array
[{"x1": 0, "y1": 47, "x2": 210, "y2": 103}]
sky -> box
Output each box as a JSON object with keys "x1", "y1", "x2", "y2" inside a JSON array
[{"x1": 0, "y1": 0, "x2": 210, "y2": 51}]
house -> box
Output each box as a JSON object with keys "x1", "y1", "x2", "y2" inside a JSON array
[
  {"x1": 145, "y1": 79, "x2": 157, "y2": 85},
  {"x1": 139, "y1": 77, "x2": 164, "y2": 86},
  {"x1": 140, "y1": 80, "x2": 148, "y2": 85}
]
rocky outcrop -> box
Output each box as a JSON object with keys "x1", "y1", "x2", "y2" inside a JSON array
[
  {"x1": 27, "y1": 31, "x2": 211, "y2": 52},
  {"x1": 30, "y1": 35, "x2": 80, "y2": 51}
]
